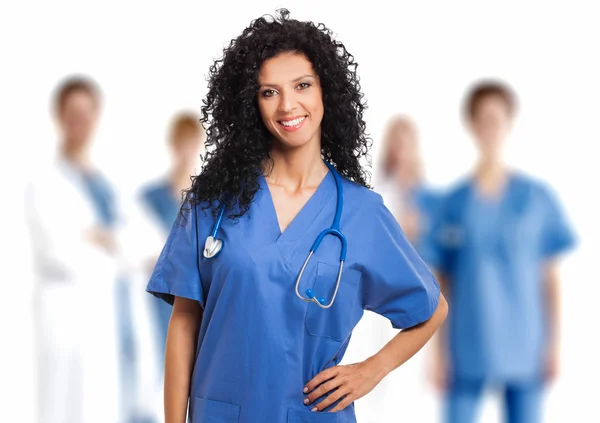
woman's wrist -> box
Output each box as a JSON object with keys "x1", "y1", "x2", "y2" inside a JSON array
[{"x1": 365, "y1": 351, "x2": 394, "y2": 381}]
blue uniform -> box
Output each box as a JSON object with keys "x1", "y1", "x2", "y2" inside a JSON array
[
  {"x1": 421, "y1": 172, "x2": 576, "y2": 422},
  {"x1": 376, "y1": 180, "x2": 440, "y2": 257},
  {"x1": 147, "y1": 170, "x2": 440, "y2": 423},
  {"x1": 141, "y1": 180, "x2": 180, "y2": 233},
  {"x1": 141, "y1": 180, "x2": 181, "y2": 366},
  {"x1": 409, "y1": 185, "x2": 441, "y2": 255}
]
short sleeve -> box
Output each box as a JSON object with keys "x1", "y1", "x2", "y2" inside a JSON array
[
  {"x1": 146, "y1": 202, "x2": 205, "y2": 307},
  {"x1": 359, "y1": 194, "x2": 441, "y2": 330},
  {"x1": 540, "y1": 187, "x2": 576, "y2": 259}
]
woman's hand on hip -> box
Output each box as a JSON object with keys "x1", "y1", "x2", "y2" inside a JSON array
[{"x1": 302, "y1": 358, "x2": 387, "y2": 412}]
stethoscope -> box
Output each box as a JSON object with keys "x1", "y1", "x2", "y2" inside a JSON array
[{"x1": 203, "y1": 161, "x2": 347, "y2": 309}]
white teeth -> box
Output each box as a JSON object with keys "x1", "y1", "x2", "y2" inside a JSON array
[{"x1": 280, "y1": 116, "x2": 306, "y2": 127}]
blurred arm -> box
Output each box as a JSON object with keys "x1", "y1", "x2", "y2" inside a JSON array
[
  {"x1": 116, "y1": 194, "x2": 168, "y2": 276},
  {"x1": 25, "y1": 181, "x2": 113, "y2": 281},
  {"x1": 165, "y1": 296, "x2": 202, "y2": 423},
  {"x1": 543, "y1": 261, "x2": 561, "y2": 381},
  {"x1": 430, "y1": 271, "x2": 449, "y2": 389},
  {"x1": 434, "y1": 272, "x2": 449, "y2": 347}
]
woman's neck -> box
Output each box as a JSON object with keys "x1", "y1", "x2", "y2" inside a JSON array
[
  {"x1": 170, "y1": 167, "x2": 193, "y2": 197},
  {"x1": 266, "y1": 141, "x2": 328, "y2": 191},
  {"x1": 393, "y1": 161, "x2": 422, "y2": 192}
]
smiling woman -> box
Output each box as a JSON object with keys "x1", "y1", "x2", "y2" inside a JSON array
[
  {"x1": 257, "y1": 55, "x2": 324, "y2": 146},
  {"x1": 145, "y1": 8, "x2": 447, "y2": 423},
  {"x1": 186, "y1": 8, "x2": 371, "y2": 221}
]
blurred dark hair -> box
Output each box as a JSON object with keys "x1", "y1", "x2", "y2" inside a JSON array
[
  {"x1": 463, "y1": 79, "x2": 517, "y2": 120},
  {"x1": 185, "y1": 8, "x2": 371, "y2": 220},
  {"x1": 53, "y1": 75, "x2": 101, "y2": 113}
]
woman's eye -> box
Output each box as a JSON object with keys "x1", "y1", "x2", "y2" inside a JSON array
[
  {"x1": 262, "y1": 89, "x2": 277, "y2": 97},
  {"x1": 297, "y1": 82, "x2": 311, "y2": 90}
]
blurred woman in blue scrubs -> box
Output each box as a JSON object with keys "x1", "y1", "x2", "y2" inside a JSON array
[
  {"x1": 425, "y1": 81, "x2": 576, "y2": 423},
  {"x1": 140, "y1": 112, "x2": 204, "y2": 372},
  {"x1": 377, "y1": 115, "x2": 440, "y2": 254},
  {"x1": 345, "y1": 115, "x2": 442, "y2": 422}
]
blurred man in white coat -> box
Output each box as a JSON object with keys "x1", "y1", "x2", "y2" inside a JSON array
[{"x1": 26, "y1": 76, "x2": 126, "y2": 423}]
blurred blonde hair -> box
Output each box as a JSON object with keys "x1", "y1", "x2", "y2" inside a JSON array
[{"x1": 380, "y1": 114, "x2": 422, "y2": 179}]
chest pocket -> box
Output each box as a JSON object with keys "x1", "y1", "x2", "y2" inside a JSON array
[{"x1": 305, "y1": 262, "x2": 363, "y2": 341}]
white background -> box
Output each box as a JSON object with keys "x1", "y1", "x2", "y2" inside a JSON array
[{"x1": 1, "y1": 1, "x2": 598, "y2": 422}]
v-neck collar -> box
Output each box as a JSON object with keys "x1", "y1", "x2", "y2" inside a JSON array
[
  {"x1": 469, "y1": 171, "x2": 515, "y2": 206},
  {"x1": 257, "y1": 169, "x2": 335, "y2": 245}
]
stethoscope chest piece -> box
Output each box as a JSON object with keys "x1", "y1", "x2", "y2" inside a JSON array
[{"x1": 203, "y1": 235, "x2": 223, "y2": 258}]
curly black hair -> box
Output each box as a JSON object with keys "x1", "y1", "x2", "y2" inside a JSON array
[{"x1": 185, "y1": 8, "x2": 372, "y2": 219}]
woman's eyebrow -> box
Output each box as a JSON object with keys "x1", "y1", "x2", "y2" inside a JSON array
[
  {"x1": 259, "y1": 74, "x2": 316, "y2": 88},
  {"x1": 291, "y1": 74, "x2": 316, "y2": 82}
]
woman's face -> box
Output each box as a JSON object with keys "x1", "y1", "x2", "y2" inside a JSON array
[
  {"x1": 387, "y1": 121, "x2": 418, "y2": 169},
  {"x1": 257, "y1": 52, "x2": 324, "y2": 150},
  {"x1": 469, "y1": 95, "x2": 513, "y2": 159},
  {"x1": 172, "y1": 133, "x2": 203, "y2": 170}
]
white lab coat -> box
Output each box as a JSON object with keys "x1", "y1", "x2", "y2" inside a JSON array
[{"x1": 25, "y1": 160, "x2": 121, "y2": 423}]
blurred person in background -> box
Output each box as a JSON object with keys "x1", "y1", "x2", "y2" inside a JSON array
[
  {"x1": 25, "y1": 76, "x2": 121, "y2": 423},
  {"x1": 139, "y1": 111, "x2": 205, "y2": 377},
  {"x1": 25, "y1": 76, "x2": 151, "y2": 423},
  {"x1": 424, "y1": 80, "x2": 576, "y2": 423},
  {"x1": 376, "y1": 114, "x2": 440, "y2": 254},
  {"x1": 345, "y1": 115, "x2": 441, "y2": 422}
]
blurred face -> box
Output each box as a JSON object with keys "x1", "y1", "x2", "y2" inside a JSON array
[
  {"x1": 469, "y1": 95, "x2": 513, "y2": 159},
  {"x1": 58, "y1": 90, "x2": 99, "y2": 150},
  {"x1": 388, "y1": 121, "x2": 418, "y2": 169},
  {"x1": 257, "y1": 52, "x2": 324, "y2": 150},
  {"x1": 172, "y1": 132, "x2": 203, "y2": 169}
]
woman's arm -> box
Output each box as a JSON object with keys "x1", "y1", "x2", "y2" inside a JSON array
[
  {"x1": 304, "y1": 294, "x2": 448, "y2": 412},
  {"x1": 165, "y1": 296, "x2": 203, "y2": 423},
  {"x1": 368, "y1": 291, "x2": 449, "y2": 377}
]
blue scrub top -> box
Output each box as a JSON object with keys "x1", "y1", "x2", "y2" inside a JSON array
[
  {"x1": 147, "y1": 169, "x2": 440, "y2": 423},
  {"x1": 141, "y1": 180, "x2": 180, "y2": 233},
  {"x1": 140, "y1": 179, "x2": 183, "y2": 372},
  {"x1": 408, "y1": 185, "x2": 441, "y2": 255},
  {"x1": 422, "y1": 172, "x2": 576, "y2": 382}
]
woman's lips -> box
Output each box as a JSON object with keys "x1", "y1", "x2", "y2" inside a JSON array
[{"x1": 278, "y1": 116, "x2": 307, "y2": 132}]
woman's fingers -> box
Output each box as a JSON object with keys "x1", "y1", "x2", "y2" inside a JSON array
[
  {"x1": 304, "y1": 366, "x2": 340, "y2": 394},
  {"x1": 304, "y1": 376, "x2": 344, "y2": 406},
  {"x1": 309, "y1": 386, "x2": 351, "y2": 412}
]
